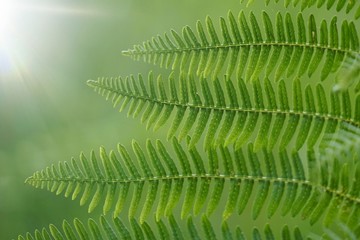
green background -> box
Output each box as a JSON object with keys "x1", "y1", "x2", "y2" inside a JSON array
[{"x1": 0, "y1": 0, "x2": 350, "y2": 238}]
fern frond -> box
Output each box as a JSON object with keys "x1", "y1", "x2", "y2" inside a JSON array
[
  {"x1": 320, "y1": 123, "x2": 360, "y2": 162},
  {"x1": 322, "y1": 221, "x2": 360, "y2": 240},
  {"x1": 334, "y1": 53, "x2": 360, "y2": 92},
  {"x1": 25, "y1": 139, "x2": 360, "y2": 226},
  {"x1": 122, "y1": 11, "x2": 360, "y2": 81},
  {"x1": 245, "y1": 0, "x2": 360, "y2": 20},
  {"x1": 87, "y1": 72, "x2": 360, "y2": 151},
  {"x1": 16, "y1": 215, "x2": 310, "y2": 240}
]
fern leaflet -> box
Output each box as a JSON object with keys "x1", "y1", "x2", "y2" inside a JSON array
[
  {"x1": 25, "y1": 139, "x2": 360, "y2": 227},
  {"x1": 87, "y1": 72, "x2": 360, "y2": 151},
  {"x1": 122, "y1": 11, "x2": 359, "y2": 81},
  {"x1": 245, "y1": 0, "x2": 360, "y2": 20},
  {"x1": 16, "y1": 215, "x2": 315, "y2": 240}
]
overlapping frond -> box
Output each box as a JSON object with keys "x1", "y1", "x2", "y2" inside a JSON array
[
  {"x1": 25, "y1": 139, "x2": 360, "y2": 227},
  {"x1": 16, "y1": 215, "x2": 310, "y2": 240},
  {"x1": 320, "y1": 123, "x2": 360, "y2": 162},
  {"x1": 334, "y1": 53, "x2": 360, "y2": 92},
  {"x1": 87, "y1": 72, "x2": 360, "y2": 151},
  {"x1": 122, "y1": 11, "x2": 360, "y2": 81},
  {"x1": 245, "y1": 0, "x2": 360, "y2": 20},
  {"x1": 322, "y1": 221, "x2": 360, "y2": 240}
]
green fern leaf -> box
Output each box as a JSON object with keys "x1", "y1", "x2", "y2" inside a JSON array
[
  {"x1": 122, "y1": 11, "x2": 359, "y2": 81},
  {"x1": 17, "y1": 0, "x2": 360, "y2": 239},
  {"x1": 245, "y1": 0, "x2": 360, "y2": 20},
  {"x1": 87, "y1": 72, "x2": 360, "y2": 151},
  {"x1": 26, "y1": 139, "x2": 360, "y2": 225},
  {"x1": 16, "y1": 215, "x2": 317, "y2": 240}
]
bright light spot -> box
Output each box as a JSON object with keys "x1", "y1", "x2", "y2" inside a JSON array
[
  {"x1": 0, "y1": 0, "x2": 17, "y2": 75},
  {"x1": 0, "y1": 0, "x2": 104, "y2": 81},
  {"x1": 0, "y1": 1, "x2": 15, "y2": 37}
]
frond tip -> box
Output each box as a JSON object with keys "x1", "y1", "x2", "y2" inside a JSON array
[
  {"x1": 25, "y1": 139, "x2": 360, "y2": 226},
  {"x1": 122, "y1": 11, "x2": 359, "y2": 81},
  {"x1": 88, "y1": 72, "x2": 360, "y2": 151}
]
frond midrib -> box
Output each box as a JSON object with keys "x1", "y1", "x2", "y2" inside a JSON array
[
  {"x1": 92, "y1": 81, "x2": 360, "y2": 128},
  {"x1": 26, "y1": 173, "x2": 360, "y2": 206},
  {"x1": 123, "y1": 41, "x2": 360, "y2": 58}
]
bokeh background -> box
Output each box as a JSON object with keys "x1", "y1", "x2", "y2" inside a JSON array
[{"x1": 0, "y1": 0, "x2": 352, "y2": 238}]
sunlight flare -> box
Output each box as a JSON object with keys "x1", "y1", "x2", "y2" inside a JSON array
[
  {"x1": 0, "y1": 0, "x2": 103, "y2": 80},
  {"x1": 0, "y1": 0, "x2": 17, "y2": 75}
]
